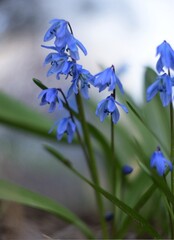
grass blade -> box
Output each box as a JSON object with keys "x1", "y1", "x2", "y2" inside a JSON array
[{"x1": 0, "y1": 180, "x2": 94, "y2": 239}]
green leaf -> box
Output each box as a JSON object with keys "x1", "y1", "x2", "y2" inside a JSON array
[
  {"x1": 45, "y1": 144, "x2": 161, "y2": 239},
  {"x1": 138, "y1": 160, "x2": 174, "y2": 208},
  {"x1": 33, "y1": 78, "x2": 48, "y2": 90},
  {"x1": 0, "y1": 180, "x2": 94, "y2": 239},
  {"x1": 44, "y1": 144, "x2": 72, "y2": 167},
  {"x1": 127, "y1": 99, "x2": 168, "y2": 154},
  {"x1": 117, "y1": 184, "x2": 156, "y2": 238},
  {"x1": 0, "y1": 91, "x2": 55, "y2": 140},
  {"x1": 143, "y1": 67, "x2": 157, "y2": 100}
]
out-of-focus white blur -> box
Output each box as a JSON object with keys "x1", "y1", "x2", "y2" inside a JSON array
[{"x1": 1, "y1": 0, "x2": 174, "y2": 103}]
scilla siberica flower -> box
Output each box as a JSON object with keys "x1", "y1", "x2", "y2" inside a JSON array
[
  {"x1": 93, "y1": 65, "x2": 124, "y2": 93},
  {"x1": 43, "y1": 51, "x2": 73, "y2": 79},
  {"x1": 49, "y1": 117, "x2": 76, "y2": 143},
  {"x1": 122, "y1": 165, "x2": 133, "y2": 175},
  {"x1": 146, "y1": 73, "x2": 172, "y2": 107},
  {"x1": 156, "y1": 40, "x2": 174, "y2": 73},
  {"x1": 38, "y1": 88, "x2": 63, "y2": 112},
  {"x1": 43, "y1": 19, "x2": 87, "y2": 61},
  {"x1": 96, "y1": 95, "x2": 128, "y2": 124},
  {"x1": 150, "y1": 146, "x2": 173, "y2": 176},
  {"x1": 67, "y1": 64, "x2": 94, "y2": 99}
]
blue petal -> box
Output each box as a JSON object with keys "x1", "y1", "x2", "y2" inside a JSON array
[
  {"x1": 115, "y1": 100, "x2": 128, "y2": 113},
  {"x1": 76, "y1": 38, "x2": 87, "y2": 56},
  {"x1": 111, "y1": 107, "x2": 120, "y2": 124},
  {"x1": 150, "y1": 148, "x2": 172, "y2": 176},
  {"x1": 58, "y1": 118, "x2": 68, "y2": 135},
  {"x1": 146, "y1": 80, "x2": 159, "y2": 102},
  {"x1": 156, "y1": 58, "x2": 163, "y2": 73},
  {"x1": 49, "y1": 102, "x2": 56, "y2": 113},
  {"x1": 67, "y1": 84, "x2": 74, "y2": 98},
  {"x1": 160, "y1": 91, "x2": 171, "y2": 107},
  {"x1": 150, "y1": 152, "x2": 157, "y2": 168},
  {"x1": 156, "y1": 157, "x2": 166, "y2": 176},
  {"x1": 107, "y1": 97, "x2": 116, "y2": 112},
  {"x1": 81, "y1": 83, "x2": 89, "y2": 99}
]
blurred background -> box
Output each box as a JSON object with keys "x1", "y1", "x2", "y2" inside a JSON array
[{"x1": 0, "y1": 0, "x2": 174, "y2": 222}]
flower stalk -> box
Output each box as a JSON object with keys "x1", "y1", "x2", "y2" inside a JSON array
[
  {"x1": 110, "y1": 88, "x2": 117, "y2": 237},
  {"x1": 170, "y1": 101, "x2": 174, "y2": 238},
  {"x1": 75, "y1": 92, "x2": 108, "y2": 239}
]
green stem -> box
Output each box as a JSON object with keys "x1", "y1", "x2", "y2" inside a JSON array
[
  {"x1": 170, "y1": 102, "x2": 174, "y2": 239},
  {"x1": 111, "y1": 89, "x2": 116, "y2": 196},
  {"x1": 58, "y1": 89, "x2": 89, "y2": 161},
  {"x1": 111, "y1": 89, "x2": 117, "y2": 237},
  {"x1": 170, "y1": 102, "x2": 174, "y2": 190},
  {"x1": 75, "y1": 93, "x2": 108, "y2": 239},
  {"x1": 168, "y1": 68, "x2": 174, "y2": 239}
]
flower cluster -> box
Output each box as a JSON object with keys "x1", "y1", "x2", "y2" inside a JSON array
[
  {"x1": 38, "y1": 19, "x2": 128, "y2": 142},
  {"x1": 147, "y1": 40, "x2": 174, "y2": 107},
  {"x1": 94, "y1": 65, "x2": 128, "y2": 124}
]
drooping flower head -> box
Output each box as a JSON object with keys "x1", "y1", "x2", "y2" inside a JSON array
[
  {"x1": 49, "y1": 117, "x2": 76, "y2": 143},
  {"x1": 150, "y1": 146, "x2": 173, "y2": 176},
  {"x1": 43, "y1": 19, "x2": 87, "y2": 60},
  {"x1": 44, "y1": 19, "x2": 68, "y2": 42},
  {"x1": 67, "y1": 64, "x2": 94, "y2": 99},
  {"x1": 122, "y1": 165, "x2": 133, "y2": 175},
  {"x1": 38, "y1": 88, "x2": 63, "y2": 112},
  {"x1": 146, "y1": 73, "x2": 173, "y2": 107},
  {"x1": 105, "y1": 212, "x2": 114, "y2": 222},
  {"x1": 93, "y1": 65, "x2": 124, "y2": 93},
  {"x1": 96, "y1": 95, "x2": 128, "y2": 124},
  {"x1": 57, "y1": 117, "x2": 76, "y2": 143},
  {"x1": 156, "y1": 40, "x2": 174, "y2": 73},
  {"x1": 43, "y1": 51, "x2": 73, "y2": 79}
]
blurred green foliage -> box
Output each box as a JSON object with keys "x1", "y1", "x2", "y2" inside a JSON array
[{"x1": 0, "y1": 67, "x2": 172, "y2": 238}]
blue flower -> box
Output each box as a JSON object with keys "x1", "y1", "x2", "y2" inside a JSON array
[
  {"x1": 105, "y1": 212, "x2": 114, "y2": 222},
  {"x1": 54, "y1": 117, "x2": 76, "y2": 143},
  {"x1": 146, "y1": 73, "x2": 172, "y2": 107},
  {"x1": 43, "y1": 19, "x2": 87, "y2": 60},
  {"x1": 156, "y1": 40, "x2": 174, "y2": 73},
  {"x1": 44, "y1": 52, "x2": 73, "y2": 79},
  {"x1": 44, "y1": 19, "x2": 68, "y2": 42},
  {"x1": 38, "y1": 88, "x2": 63, "y2": 112},
  {"x1": 57, "y1": 34, "x2": 87, "y2": 60},
  {"x1": 96, "y1": 95, "x2": 128, "y2": 124},
  {"x1": 122, "y1": 165, "x2": 133, "y2": 175},
  {"x1": 150, "y1": 147, "x2": 173, "y2": 176},
  {"x1": 93, "y1": 66, "x2": 124, "y2": 93},
  {"x1": 67, "y1": 64, "x2": 94, "y2": 99}
]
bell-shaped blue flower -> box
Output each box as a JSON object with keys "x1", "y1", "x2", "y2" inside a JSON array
[
  {"x1": 67, "y1": 64, "x2": 94, "y2": 99},
  {"x1": 156, "y1": 40, "x2": 174, "y2": 73},
  {"x1": 56, "y1": 34, "x2": 87, "y2": 60},
  {"x1": 93, "y1": 66, "x2": 124, "y2": 93},
  {"x1": 38, "y1": 88, "x2": 63, "y2": 112},
  {"x1": 96, "y1": 95, "x2": 128, "y2": 124},
  {"x1": 44, "y1": 52, "x2": 73, "y2": 79},
  {"x1": 44, "y1": 19, "x2": 68, "y2": 42},
  {"x1": 146, "y1": 73, "x2": 172, "y2": 107},
  {"x1": 43, "y1": 19, "x2": 87, "y2": 61},
  {"x1": 122, "y1": 165, "x2": 133, "y2": 175},
  {"x1": 150, "y1": 147, "x2": 173, "y2": 176},
  {"x1": 105, "y1": 212, "x2": 114, "y2": 222},
  {"x1": 56, "y1": 117, "x2": 76, "y2": 143}
]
